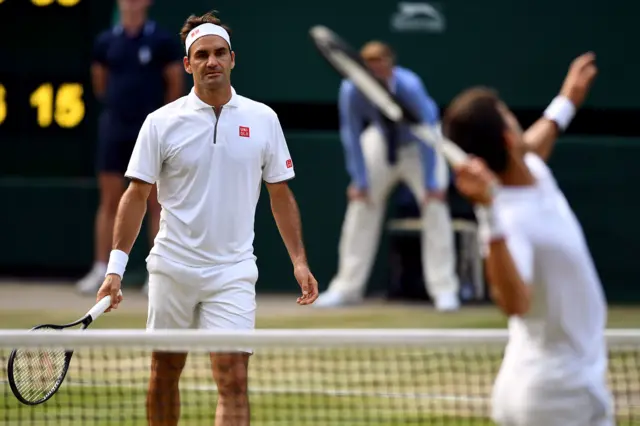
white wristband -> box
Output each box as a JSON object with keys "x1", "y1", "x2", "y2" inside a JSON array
[
  {"x1": 475, "y1": 206, "x2": 506, "y2": 244},
  {"x1": 543, "y1": 95, "x2": 576, "y2": 131},
  {"x1": 106, "y1": 249, "x2": 129, "y2": 279}
]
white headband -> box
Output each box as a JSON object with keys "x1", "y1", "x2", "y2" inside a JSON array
[{"x1": 185, "y1": 23, "x2": 231, "y2": 54}]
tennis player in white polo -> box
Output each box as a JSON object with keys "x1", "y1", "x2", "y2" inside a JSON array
[
  {"x1": 444, "y1": 52, "x2": 613, "y2": 426},
  {"x1": 96, "y1": 11, "x2": 319, "y2": 426}
]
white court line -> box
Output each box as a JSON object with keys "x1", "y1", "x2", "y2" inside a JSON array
[{"x1": 0, "y1": 379, "x2": 489, "y2": 404}]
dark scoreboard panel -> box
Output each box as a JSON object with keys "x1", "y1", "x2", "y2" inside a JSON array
[{"x1": 0, "y1": 0, "x2": 111, "y2": 178}]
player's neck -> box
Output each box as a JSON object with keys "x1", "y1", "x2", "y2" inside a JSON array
[
  {"x1": 194, "y1": 85, "x2": 232, "y2": 111},
  {"x1": 499, "y1": 159, "x2": 536, "y2": 187},
  {"x1": 120, "y1": 14, "x2": 147, "y2": 35}
]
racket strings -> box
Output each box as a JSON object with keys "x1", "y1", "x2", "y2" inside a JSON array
[{"x1": 11, "y1": 328, "x2": 69, "y2": 403}]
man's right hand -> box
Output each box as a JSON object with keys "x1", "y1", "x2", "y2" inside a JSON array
[
  {"x1": 454, "y1": 157, "x2": 498, "y2": 206},
  {"x1": 347, "y1": 184, "x2": 369, "y2": 203},
  {"x1": 560, "y1": 52, "x2": 598, "y2": 108},
  {"x1": 97, "y1": 274, "x2": 124, "y2": 313}
]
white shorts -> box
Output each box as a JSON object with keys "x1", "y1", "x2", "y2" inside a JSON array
[
  {"x1": 491, "y1": 376, "x2": 614, "y2": 426},
  {"x1": 146, "y1": 254, "x2": 257, "y2": 333}
]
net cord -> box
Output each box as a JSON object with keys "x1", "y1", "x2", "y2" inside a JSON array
[{"x1": 1, "y1": 329, "x2": 638, "y2": 351}]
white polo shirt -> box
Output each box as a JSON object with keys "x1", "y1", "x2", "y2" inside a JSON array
[
  {"x1": 125, "y1": 87, "x2": 295, "y2": 267},
  {"x1": 493, "y1": 153, "x2": 608, "y2": 390}
]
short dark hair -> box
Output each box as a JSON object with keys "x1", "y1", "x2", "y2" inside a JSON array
[
  {"x1": 443, "y1": 87, "x2": 509, "y2": 173},
  {"x1": 179, "y1": 11, "x2": 232, "y2": 56}
]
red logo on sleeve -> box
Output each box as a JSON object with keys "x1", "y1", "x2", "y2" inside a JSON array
[
  {"x1": 239, "y1": 126, "x2": 250, "y2": 137},
  {"x1": 286, "y1": 159, "x2": 293, "y2": 168}
]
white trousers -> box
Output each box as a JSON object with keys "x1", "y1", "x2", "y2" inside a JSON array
[{"x1": 327, "y1": 126, "x2": 459, "y2": 300}]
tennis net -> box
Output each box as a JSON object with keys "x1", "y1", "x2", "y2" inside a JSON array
[{"x1": 1, "y1": 329, "x2": 639, "y2": 425}]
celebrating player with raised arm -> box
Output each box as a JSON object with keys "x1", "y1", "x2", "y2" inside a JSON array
[
  {"x1": 96, "y1": 11, "x2": 318, "y2": 426},
  {"x1": 444, "y1": 53, "x2": 613, "y2": 426}
]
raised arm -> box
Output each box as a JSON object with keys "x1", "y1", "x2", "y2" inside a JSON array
[
  {"x1": 263, "y1": 114, "x2": 318, "y2": 305},
  {"x1": 524, "y1": 52, "x2": 598, "y2": 161},
  {"x1": 97, "y1": 115, "x2": 163, "y2": 310},
  {"x1": 338, "y1": 81, "x2": 368, "y2": 190}
]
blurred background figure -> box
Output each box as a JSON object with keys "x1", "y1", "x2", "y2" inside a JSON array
[
  {"x1": 76, "y1": 0, "x2": 184, "y2": 296},
  {"x1": 315, "y1": 41, "x2": 460, "y2": 311}
]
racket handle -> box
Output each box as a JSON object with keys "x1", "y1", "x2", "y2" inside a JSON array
[{"x1": 86, "y1": 290, "x2": 123, "y2": 322}]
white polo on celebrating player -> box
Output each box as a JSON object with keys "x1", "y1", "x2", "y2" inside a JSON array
[
  {"x1": 126, "y1": 87, "x2": 295, "y2": 268},
  {"x1": 491, "y1": 153, "x2": 612, "y2": 426}
]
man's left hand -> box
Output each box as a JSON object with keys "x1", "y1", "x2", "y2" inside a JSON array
[
  {"x1": 294, "y1": 262, "x2": 319, "y2": 305},
  {"x1": 560, "y1": 52, "x2": 598, "y2": 109}
]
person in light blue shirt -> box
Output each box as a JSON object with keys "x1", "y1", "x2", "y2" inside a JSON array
[
  {"x1": 339, "y1": 65, "x2": 440, "y2": 192},
  {"x1": 315, "y1": 41, "x2": 460, "y2": 311}
]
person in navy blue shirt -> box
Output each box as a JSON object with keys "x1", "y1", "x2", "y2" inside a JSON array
[
  {"x1": 77, "y1": 0, "x2": 184, "y2": 295},
  {"x1": 315, "y1": 41, "x2": 460, "y2": 311}
]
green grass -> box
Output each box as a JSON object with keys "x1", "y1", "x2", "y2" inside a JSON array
[{"x1": 0, "y1": 385, "x2": 497, "y2": 425}]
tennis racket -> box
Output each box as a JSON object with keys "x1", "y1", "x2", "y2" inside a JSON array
[
  {"x1": 309, "y1": 25, "x2": 468, "y2": 167},
  {"x1": 7, "y1": 290, "x2": 122, "y2": 405}
]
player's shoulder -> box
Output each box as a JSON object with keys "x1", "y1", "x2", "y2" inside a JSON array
[
  {"x1": 145, "y1": 96, "x2": 191, "y2": 125},
  {"x1": 235, "y1": 94, "x2": 279, "y2": 121},
  {"x1": 496, "y1": 155, "x2": 551, "y2": 211},
  {"x1": 153, "y1": 96, "x2": 189, "y2": 115},
  {"x1": 524, "y1": 153, "x2": 555, "y2": 183}
]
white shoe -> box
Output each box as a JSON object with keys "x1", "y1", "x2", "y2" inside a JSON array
[
  {"x1": 434, "y1": 292, "x2": 461, "y2": 312},
  {"x1": 313, "y1": 291, "x2": 359, "y2": 308},
  {"x1": 76, "y1": 264, "x2": 107, "y2": 295}
]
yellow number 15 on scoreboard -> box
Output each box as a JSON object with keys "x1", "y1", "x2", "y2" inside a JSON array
[
  {"x1": 0, "y1": 0, "x2": 82, "y2": 6},
  {"x1": 0, "y1": 83, "x2": 86, "y2": 129}
]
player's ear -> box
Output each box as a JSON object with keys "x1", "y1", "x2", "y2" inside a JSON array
[
  {"x1": 183, "y1": 56, "x2": 192, "y2": 74},
  {"x1": 230, "y1": 51, "x2": 236, "y2": 70}
]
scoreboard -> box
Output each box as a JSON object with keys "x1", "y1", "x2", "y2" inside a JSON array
[{"x1": 0, "y1": 0, "x2": 112, "y2": 178}]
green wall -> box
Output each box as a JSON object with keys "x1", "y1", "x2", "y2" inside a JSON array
[
  {"x1": 547, "y1": 138, "x2": 640, "y2": 304},
  {"x1": 1, "y1": 134, "x2": 639, "y2": 303},
  {"x1": 149, "y1": 0, "x2": 636, "y2": 108}
]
